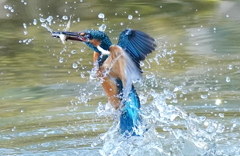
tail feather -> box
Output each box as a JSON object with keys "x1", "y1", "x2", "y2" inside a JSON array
[{"x1": 119, "y1": 85, "x2": 141, "y2": 136}]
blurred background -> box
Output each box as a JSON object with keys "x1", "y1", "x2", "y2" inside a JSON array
[{"x1": 0, "y1": 0, "x2": 240, "y2": 155}]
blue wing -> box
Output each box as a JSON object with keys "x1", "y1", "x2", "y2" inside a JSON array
[{"x1": 117, "y1": 29, "x2": 156, "y2": 72}]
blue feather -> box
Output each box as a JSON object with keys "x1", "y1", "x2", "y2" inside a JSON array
[
  {"x1": 83, "y1": 29, "x2": 112, "y2": 54},
  {"x1": 116, "y1": 78, "x2": 141, "y2": 136},
  {"x1": 117, "y1": 29, "x2": 156, "y2": 72},
  {"x1": 83, "y1": 30, "x2": 112, "y2": 66}
]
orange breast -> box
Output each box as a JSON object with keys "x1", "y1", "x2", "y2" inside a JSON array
[
  {"x1": 101, "y1": 76, "x2": 120, "y2": 109},
  {"x1": 93, "y1": 52, "x2": 120, "y2": 109}
]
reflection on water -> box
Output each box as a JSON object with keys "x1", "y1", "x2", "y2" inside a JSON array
[{"x1": 1, "y1": 0, "x2": 240, "y2": 155}]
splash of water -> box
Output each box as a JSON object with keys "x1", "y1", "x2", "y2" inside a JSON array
[
  {"x1": 91, "y1": 87, "x2": 227, "y2": 156},
  {"x1": 39, "y1": 16, "x2": 56, "y2": 33},
  {"x1": 41, "y1": 23, "x2": 53, "y2": 33},
  {"x1": 71, "y1": 42, "x2": 224, "y2": 155}
]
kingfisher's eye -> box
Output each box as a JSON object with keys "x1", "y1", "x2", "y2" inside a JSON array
[{"x1": 84, "y1": 33, "x2": 91, "y2": 39}]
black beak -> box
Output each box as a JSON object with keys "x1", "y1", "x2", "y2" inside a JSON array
[
  {"x1": 51, "y1": 31, "x2": 62, "y2": 38},
  {"x1": 51, "y1": 31, "x2": 85, "y2": 42},
  {"x1": 62, "y1": 31, "x2": 79, "y2": 36}
]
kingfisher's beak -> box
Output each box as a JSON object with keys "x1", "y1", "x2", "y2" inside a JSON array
[{"x1": 51, "y1": 31, "x2": 86, "y2": 42}]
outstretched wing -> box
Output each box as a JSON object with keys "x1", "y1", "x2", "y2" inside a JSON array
[{"x1": 117, "y1": 28, "x2": 156, "y2": 72}]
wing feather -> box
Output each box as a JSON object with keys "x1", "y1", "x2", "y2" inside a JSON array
[
  {"x1": 117, "y1": 29, "x2": 156, "y2": 72},
  {"x1": 108, "y1": 45, "x2": 142, "y2": 100}
]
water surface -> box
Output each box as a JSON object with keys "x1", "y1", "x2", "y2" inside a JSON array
[{"x1": 0, "y1": 0, "x2": 240, "y2": 155}]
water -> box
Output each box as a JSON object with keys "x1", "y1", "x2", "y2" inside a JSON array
[
  {"x1": 99, "y1": 24, "x2": 106, "y2": 32},
  {"x1": 1, "y1": 0, "x2": 240, "y2": 155},
  {"x1": 98, "y1": 13, "x2": 105, "y2": 19}
]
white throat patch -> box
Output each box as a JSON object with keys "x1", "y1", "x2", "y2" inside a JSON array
[{"x1": 97, "y1": 46, "x2": 110, "y2": 55}]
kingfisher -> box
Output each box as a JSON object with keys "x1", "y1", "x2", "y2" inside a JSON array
[{"x1": 52, "y1": 28, "x2": 156, "y2": 136}]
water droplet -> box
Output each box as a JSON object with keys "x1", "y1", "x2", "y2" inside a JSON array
[
  {"x1": 10, "y1": 9, "x2": 14, "y2": 12},
  {"x1": 172, "y1": 98, "x2": 178, "y2": 103},
  {"x1": 146, "y1": 74, "x2": 154, "y2": 79},
  {"x1": 59, "y1": 57, "x2": 64, "y2": 63},
  {"x1": 20, "y1": 109, "x2": 24, "y2": 113},
  {"x1": 62, "y1": 15, "x2": 68, "y2": 20},
  {"x1": 182, "y1": 89, "x2": 187, "y2": 94},
  {"x1": 39, "y1": 18, "x2": 46, "y2": 23},
  {"x1": 12, "y1": 127, "x2": 16, "y2": 131},
  {"x1": 33, "y1": 19, "x2": 37, "y2": 25},
  {"x1": 215, "y1": 99, "x2": 222, "y2": 105},
  {"x1": 128, "y1": 15, "x2": 133, "y2": 20},
  {"x1": 81, "y1": 73, "x2": 85, "y2": 78},
  {"x1": 4, "y1": 5, "x2": 9, "y2": 9},
  {"x1": 71, "y1": 50, "x2": 76, "y2": 54},
  {"x1": 219, "y1": 113, "x2": 224, "y2": 118},
  {"x1": 23, "y1": 23, "x2": 27, "y2": 29},
  {"x1": 135, "y1": 10, "x2": 138, "y2": 13},
  {"x1": 204, "y1": 121, "x2": 209, "y2": 126},
  {"x1": 47, "y1": 16, "x2": 53, "y2": 21},
  {"x1": 228, "y1": 65, "x2": 233, "y2": 70},
  {"x1": 120, "y1": 22, "x2": 123, "y2": 25},
  {"x1": 72, "y1": 63, "x2": 78, "y2": 69},
  {"x1": 226, "y1": 14, "x2": 229, "y2": 18},
  {"x1": 23, "y1": 31, "x2": 28, "y2": 35},
  {"x1": 22, "y1": 39, "x2": 28, "y2": 43},
  {"x1": 200, "y1": 95, "x2": 208, "y2": 99},
  {"x1": 226, "y1": 76, "x2": 230, "y2": 82},
  {"x1": 47, "y1": 16, "x2": 53, "y2": 25},
  {"x1": 80, "y1": 48, "x2": 85, "y2": 52},
  {"x1": 98, "y1": 24, "x2": 106, "y2": 32},
  {"x1": 41, "y1": 23, "x2": 46, "y2": 27},
  {"x1": 198, "y1": 116, "x2": 206, "y2": 122},
  {"x1": 98, "y1": 13, "x2": 105, "y2": 19},
  {"x1": 216, "y1": 124, "x2": 225, "y2": 133}
]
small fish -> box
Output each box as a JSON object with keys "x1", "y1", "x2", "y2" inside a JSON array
[
  {"x1": 64, "y1": 15, "x2": 72, "y2": 32},
  {"x1": 59, "y1": 34, "x2": 67, "y2": 44},
  {"x1": 52, "y1": 15, "x2": 72, "y2": 44}
]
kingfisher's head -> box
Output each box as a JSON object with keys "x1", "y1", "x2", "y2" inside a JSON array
[{"x1": 52, "y1": 30, "x2": 112, "y2": 54}]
